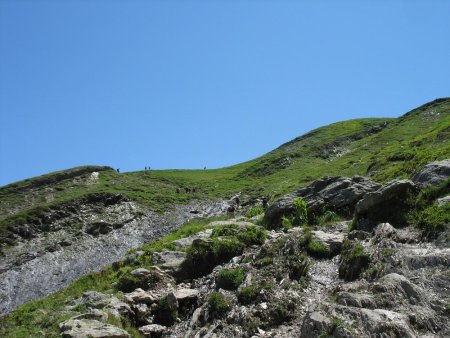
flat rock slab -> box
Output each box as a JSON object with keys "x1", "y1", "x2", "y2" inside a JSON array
[
  {"x1": 124, "y1": 288, "x2": 159, "y2": 304},
  {"x1": 174, "y1": 288, "x2": 199, "y2": 301},
  {"x1": 173, "y1": 229, "x2": 213, "y2": 248},
  {"x1": 60, "y1": 318, "x2": 130, "y2": 338},
  {"x1": 207, "y1": 220, "x2": 256, "y2": 228},
  {"x1": 152, "y1": 251, "x2": 186, "y2": 269},
  {"x1": 138, "y1": 324, "x2": 167, "y2": 337},
  {"x1": 311, "y1": 230, "x2": 345, "y2": 254}
]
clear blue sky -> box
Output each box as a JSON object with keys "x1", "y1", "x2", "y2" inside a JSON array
[{"x1": 1, "y1": 0, "x2": 449, "y2": 186}]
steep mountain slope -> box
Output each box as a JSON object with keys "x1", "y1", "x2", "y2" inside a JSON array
[{"x1": 0, "y1": 98, "x2": 449, "y2": 337}]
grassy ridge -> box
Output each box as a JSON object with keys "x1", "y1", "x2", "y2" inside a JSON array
[{"x1": 0, "y1": 98, "x2": 449, "y2": 238}]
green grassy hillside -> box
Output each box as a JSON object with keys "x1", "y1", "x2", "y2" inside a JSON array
[{"x1": 1, "y1": 98, "x2": 449, "y2": 239}]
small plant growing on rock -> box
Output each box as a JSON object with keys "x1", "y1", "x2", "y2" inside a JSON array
[
  {"x1": 381, "y1": 247, "x2": 395, "y2": 258},
  {"x1": 216, "y1": 267, "x2": 246, "y2": 290},
  {"x1": 115, "y1": 273, "x2": 140, "y2": 292},
  {"x1": 207, "y1": 292, "x2": 230, "y2": 319},
  {"x1": 155, "y1": 294, "x2": 178, "y2": 326},
  {"x1": 281, "y1": 215, "x2": 293, "y2": 232},
  {"x1": 316, "y1": 210, "x2": 341, "y2": 226},
  {"x1": 268, "y1": 301, "x2": 295, "y2": 326},
  {"x1": 300, "y1": 227, "x2": 331, "y2": 258},
  {"x1": 339, "y1": 240, "x2": 370, "y2": 281},
  {"x1": 237, "y1": 283, "x2": 261, "y2": 305},
  {"x1": 287, "y1": 253, "x2": 311, "y2": 280},
  {"x1": 246, "y1": 206, "x2": 265, "y2": 218},
  {"x1": 292, "y1": 198, "x2": 308, "y2": 226}
]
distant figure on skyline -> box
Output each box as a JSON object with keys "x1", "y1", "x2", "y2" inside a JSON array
[
  {"x1": 204, "y1": 166, "x2": 206, "y2": 170},
  {"x1": 117, "y1": 168, "x2": 120, "y2": 173}
]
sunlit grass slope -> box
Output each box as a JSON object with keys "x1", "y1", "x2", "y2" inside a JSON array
[{"x1": 1, "y1": 98, "x2": 449, "y2": 236}]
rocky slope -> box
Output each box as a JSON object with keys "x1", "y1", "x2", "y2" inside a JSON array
[
  {"x1": 1, "y1": 159, "x2": 448, "y2": 337},
  {"x1": 0, "y1": 193, "x2": 237, "y2": 316}
]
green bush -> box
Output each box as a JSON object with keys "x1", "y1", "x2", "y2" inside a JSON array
[
  {"x1": 212, "y1": 225, "x2": 267, "y2": 246},
  {"x1": 155, "y1": 295, "x2": 178, "y2": 326},
  {"x1": 292, "y1": 198, "x2": 308, "y2": 226},
  {"x1": 246, "y1": 206, "x2": 265, "y2": 218},
  {"x1": 182, "y1": 238, "x2": 245, "y2": 278},
  {"x1": 287, "y1": 253, "x2": 310, "y2": 280},
  {"x1": 116, "y1": 274, "x2": 146, "y2": 293},
  {"x1": 207, "y1": 292, "x2": 230, "y2": 319},
  {"x1": 381, "y1": 248, "x2": 395, "y2": 258},
  {"x1": 237, "y1": 283, "x2": 260, "y2": 305},
  {"x1": 281, "y1": 216, "x2": 293, "y2": 232},
  {"x1": 300, "y1": 227, "x2": 331, "y2": 258},
  {"x1": 413, "y1": 203, "x2": 450, "y2": 236},
  {"x1": 269, "y1": 301, "x2": 295, "y2": 325},
  {"x1": 216, "y1": 267, "x2": 246, "y2": 290},
  {"x1": 316, "y1": 210, "x2": 341, "y2": 226}
]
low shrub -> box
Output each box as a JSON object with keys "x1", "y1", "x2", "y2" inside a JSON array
[
  {"x1": 116, "y1": 274, "x2": 146, "y2": 293},
  {"x1": 287, "y1": 253, "x2": 310, "y2": 280},
  {"x1": 281, "y1": 216, "x2": 293, "y2": 232},
  {"x1": 207, "y1": 292, "x2": 230, "y2": 319},
  {"x1": 212, "y1": 225, "x2": 267, "y2": 246},
  {"x1": 155, "y1": 295, "x2": 178, "y2": 326},
  {"x1": 292, "y1": 198, "x2": 308, "y2": 226},
  {"x1": 300, "y1": 227, "x2": 331, "y2": 258},
  {"x1": 182, "y1": 238, "x2": 245, "y2": 278},
  {"x1": 246, "y1": 206, "x2": 265, "y2": 218},
  {"x1": 237, "y1": 283, "x2": 260, "y2": 305},
  {"x1": 316, "y1": 210, "x2": 341, "y2": 226},
  {"x1": 412, "y1": 203, "x2": 450, "y2": 236},
  {"x1": 268, "y1": 301, "x2": 295, "y2": 326},
  {"x1": 216, "y1": 267, "x2": 246, "y2": 290}
]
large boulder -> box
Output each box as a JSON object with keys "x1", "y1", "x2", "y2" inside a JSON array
[
  {"x1": 355, "y1": 180, "x2": 417, "y2": 229},
  {"x1": 264, "y1": 176, "x2": 381, "y2": 226},
  {"x1": 412, "y1": 159, "x2": 450, "y2": 187},
  {"x1": 123, "y1": 288, "x2": 159, "y2": 304},
  {"x1": 67, "y1": 291, "x2": 132, "y2": 319},
  {"x1": 311, "y1": 230, "x2": 345, "y2": 256},
  {"x1": 300, "y1": 311, "x2": 331, "y2": 338},
  {"x1": 371, "y1": 273, "x2": 425, "y2": 306},
  {"x1": 59, "y1": 318, "x2": 130, "y2": 338},
  {"x1": 138, "y1": 324, "x2": 167, "y2": 338},
  {"x1": 152, "y1": 251, "x2": 186, "y2": 272}
]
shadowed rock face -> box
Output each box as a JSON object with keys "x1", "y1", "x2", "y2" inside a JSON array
[
  {"x1": 355, "y1": 179, "x2": 417, "y2": 229},
  {"x1": 264, "y1": 176, "x2": 381, "y2": 226}
]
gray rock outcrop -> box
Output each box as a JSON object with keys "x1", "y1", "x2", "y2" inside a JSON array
[
  {"x1": 355, "y1": 179, "x2": 416, "y2": 229},
  {"x1": 264, "y1": 176, "x2": 381, "y2": 225},
  {"x1": 412, "y1": 159, "x2": 450, "y2": 187},
  {"x1": 59, "y1": 318, "x2": 131, "y2": 338}
]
